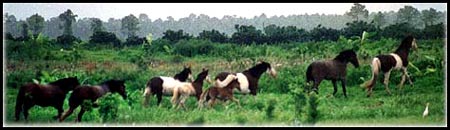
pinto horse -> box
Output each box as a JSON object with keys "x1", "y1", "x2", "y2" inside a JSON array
[
  {"x1": 198, "y1": 74, "x2": 240, "y2": 108},
  {"x1": 213, "y1": 61, "x2": 277, "y2": 98},
  {"x1": 306, "y1": 49, "x2": 359, "y2": 97},
  {"x1": 171, "y1": 68, "x2": 210, "y2": 109},
  {"x1": 363, "y1": 36, "x2": 418, "y2": 97},
  {"x1": 143, "y1": 66, "x2": 194, "y2": 106},
  {"x1": 15, "y1": 77, "x2": 80, "y2": 121},
  {"x1": 59, "y1": 79, "x2": 127, "y2": 122}
]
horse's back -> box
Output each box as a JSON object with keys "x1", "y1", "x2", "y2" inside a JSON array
[
  {"x1": 215, "y1": 72, "x2": 233, "y2": 81},
  {"x1": 375, "y1": 54, "x2": 397, "y2": 72},
  {"x1": 308, "y1": 61, "x2": 330, "y2": 78}
]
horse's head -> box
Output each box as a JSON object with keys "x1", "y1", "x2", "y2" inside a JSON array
[
  {"x1": 336, "y1": 49, "x2": 359, "y2": 68},
  {"x1": 258, "y1": 61, "x2": 277, "y2": 78},
  {"x1": 195, "y1": 68, "x2": 209, "y2": 83},
  {"x1": 398, "y1": 35, "x2": 418, "y2": 52},
  {"x1": 104, "y1": 79, "x2": 127, "y2": 100},
  {"x1": 66, "y1": 77, "x2": 81, "y2": 90},
  {"x1": 176, "y1": 65, "x2": 194, "y2": 82}
]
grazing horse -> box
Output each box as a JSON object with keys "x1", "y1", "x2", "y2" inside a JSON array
[
  {"x1": 214, "y1": 61, "x2": 277, "y2": 97},
  {"x1": 198, "y1": 75, "x2": 240, "y2": 108},
  {"x1": 15, "y1": 77, "x2": 80, "y2": 121},
  {"x1": 171, "y1": 68, "x2": 210, "y2": 109},
  {"x1": 143, "y1": 66, "x2": 194, "y2": 106},
  {"x1": 59, "y1": 79, "x2": 127, "y2": 122},
  {"x1": 306, "y1": 49, "x2": 359, "y2": 97},
  {"x1": 363, "y1": 36, "x2": 418, "y2": 97}
]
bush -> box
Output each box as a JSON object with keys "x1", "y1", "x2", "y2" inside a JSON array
[
  {"x1": 6, "y1": 35, "x2": 55, "y2": 61},
  {"x1": 89, "y1": 31, "x2": 121, "y2": 47},
  {"x1": 123, "y1": 36, "x2": 146, "y2": 46},
  {"x1": 174, "y1": 39, "x2": 215, "y2": 57},
  {"x1": 97, "y1": 93, "x2": 122, "y2": 123},
  {"x1": 56, "y1": 34, "x2": 81, "y2": 49}
]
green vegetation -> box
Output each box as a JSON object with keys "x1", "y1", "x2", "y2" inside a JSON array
[{"x1": 4, "y1": 36, "x2": 445, "y2": 126}]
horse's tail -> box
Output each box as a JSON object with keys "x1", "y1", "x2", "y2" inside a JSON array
[
  {"x1": 15, "y1": 84, "x2": 27, "y2": 121},
  {"x1": 143, "y1": 81, "x2": 152, "y2": 106},
  {"x1": 306, "y1": 64, "x2": 313, "y2": 83},
  {"x1": 363, "y1": 58, "x2": 381, "y2": 90},
  {"x1": 215, "y1": 74, "x2": 235, "y2": 88}
]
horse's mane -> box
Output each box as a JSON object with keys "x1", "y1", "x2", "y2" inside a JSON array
[
  {"x1": 100, "y1": 79, "x2": 123, "y2": 87},
  {"x1": 174, "y1": 67, "x2": 191, "y2": 81},
  {"x1": 334, "y1": 50, "x2": 355, "y2": 62},
  {"x1": 194, "y1": 70, "x2": 208, "y2": 83},
  {"x1": 395, "y1": 36, "x2": 414, "y2": 54},
  {"x1": 245, "y1": 62, "x2": 270, "y2": 77},
  {"x1": 48, "y1": 77, "x2": 77, "y2": 87}
]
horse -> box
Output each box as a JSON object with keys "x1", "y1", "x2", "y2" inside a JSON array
[
  {"x1": 363, "y1": 36, "x2": 418, "y2": 97},
  {"x1": 14, "y1": 77, "x2": 80, "y2": 121},
  {"x1": 213, "y1": 61, "x2": 277, "y2": 99},
  {"x1": 143, "y1": 66, "x2": 194, "y2": 106},
  {"x1": 171, "y1": 68, "x2": 210, "y2": 109},
  {"x1": 59, "y1": 79, "x2": 127, "y2": 122},
  {"x1": 198, "y1": 74, "x2": 240, "y2": 108},
  {"x1": 306, "y1": 49, "x2": 359, "y2": 97}
]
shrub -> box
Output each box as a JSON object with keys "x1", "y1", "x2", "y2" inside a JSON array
[
  {"x1": 56, "y1": 34, "x2": 81, "y2": 49},
  {"x1": 89, "y1": 31, "x2": 121, "y2": 47},
  {"x1": 97, "y1": 93, "x2": 122, "y2": 123}
]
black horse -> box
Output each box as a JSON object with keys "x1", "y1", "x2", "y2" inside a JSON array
[
  {"x1": 363, "y1": 36, "x2": 418, "y2": 97},
  {"x1": 306, "y1": 49, "x2": 359, "y2": 97},
  {"x1": 59, "y1": 79, "x2": 127, "y2": 122},
  {"x1": 15, "y1": 77, "x2": 80, "y2": 121},
  {"x1": 143, "y1": 66, "x2": 193, "y2": 106}
]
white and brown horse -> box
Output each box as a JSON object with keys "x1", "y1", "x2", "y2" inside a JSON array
[
  {"x1": 363, "y1": 36, "x2": 418, "y2": 97},
  {"x1": 213, "y1": 61, "x2": 277, "y2": 98},
  {"x1": 143, "y1": 66, "x2": 194, "y2": 106},
  {"x1": 171, "y1": 68, "x2": 210, "y2": 109}
]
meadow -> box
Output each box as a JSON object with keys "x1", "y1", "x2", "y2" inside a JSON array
[{"x1": 4, "y1": 36, "x2": 446, "y2": 126}]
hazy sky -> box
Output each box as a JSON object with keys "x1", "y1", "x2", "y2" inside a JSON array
[{"x1": 3, "y1": 3, "x2": 447, "y2": 21}]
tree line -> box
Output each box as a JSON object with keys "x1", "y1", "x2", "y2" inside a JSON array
[{"x1": 3, "y1": 3, "x2": 446, "y2": 47}]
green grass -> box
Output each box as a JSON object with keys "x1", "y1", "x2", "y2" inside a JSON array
[{"x1": 4, "y1": 39, "x2": 446, "y2": 126}]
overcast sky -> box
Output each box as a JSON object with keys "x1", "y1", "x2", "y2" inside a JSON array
[{"x1": 3, "y1": 3, "x2": 447, "y2": 21}]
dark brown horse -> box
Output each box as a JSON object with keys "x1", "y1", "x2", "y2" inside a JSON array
[
  {"x1": 59, "y1": 79, "x2": 127, "y2": 122},
  {"x1": 198, "y1": 74, "x2": 240, "y2": 108},
  {"x1": 306, "y1": 49, "x2": 359, "y2": 97},
  {"x1": 171, "y1": 68, "x2": 210, "y2": 109},
  {"x1": 15, "y1": 77, "x2": 80, "y2": 121},
  {"x1": 143, "y1": 66, "x2": 194, "y2": 106},
  {"x1": 363, "y1": 36, "x2": 418, "y2": 97},
  {"x1": 213, "y1": 61, "x2": 277, "y2": 98}
]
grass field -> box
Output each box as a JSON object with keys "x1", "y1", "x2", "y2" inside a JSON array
[{"x1": 4, "y1": 38, "x2": 446, "y2": 126}]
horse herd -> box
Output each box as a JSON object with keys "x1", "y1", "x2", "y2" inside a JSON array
[{"x1": 13, "y1": 36, "x2": 418, "y2": 122}]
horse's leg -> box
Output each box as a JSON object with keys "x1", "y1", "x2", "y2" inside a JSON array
[
  {"x1": 76, "y1": 106, "x2": 87, "y2": 122},
  {"x1": 156, "y1": 92, "x2": 163, "y2": 107},
  {"x1": 341, "y1": 79, "x2": 347, "y2": 98},
  {"x1": 231, "y1": 96, "x2": 241, "y2": 108},
  {"x1": 59, "y1": 100, "x2": 80, "y2": 122},
  {"x1": 53, "y1": 104, "x2": 64, "y2": 120},
  {"x1": 59, "y1": 107, "x2": 75, "y2": 122},
  {"x1": 312, "y1": 79, "x2": 322, "y2": 94},
  {"x1": 383, "y1": 71, "x2": 392, "y2": 95},
  {"x1": 403, "y1": 68, "x2": 414, "y2": 87},
  {"x1": 23, "y1": 101, "x2": 35, "y2": 121},
  {"x1": 208, "y1": 97, "x2": 216, "y2": 108},
  {"x1": 331, "y1": 79, "x2": 338, "y2": 96}
]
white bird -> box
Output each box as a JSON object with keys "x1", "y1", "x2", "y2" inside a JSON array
[{"x1": 423, "y1": 102, "x2": 429, "y2": 118}]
